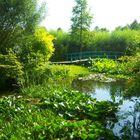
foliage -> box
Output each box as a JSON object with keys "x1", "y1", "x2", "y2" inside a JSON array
[
  {"x1": 69, "y1": 30, "x2": 94, "y2": 52},
  {"x1": 89, "y1": 54, "x2": 140, "y2": 77},
  {"x1": 49, "y1": 29, "x2": 69, "y2": 61},
  {"x1": 47, "y1": 64, "x2": 90, "y2": 79},
  {"x1": 0, "y1": 84, "x2": 117, "y2": 139},
  {"x1": 34, "y1": 27, "x2": 55, "y2": 60},
  {"x1": 94, "y1": 26, "x2": 109, "y2": 32},
  {"x1": 71, "y1": 0, "x2": 92, "y2": 32},
  {"x1": 70, "y1": 0, "x2": 93, "y2": 52},
  {"x1": 0, "y1": 0, "x2": 46, "y2": 54},
  {"x1": 89, "y1": 55, "x2": 140, "y2": 96},
  {"x1": 0, "y1": 0, "x2": 50, "y2": 90},
  {"x1": 126, "y1": 72, "x2": 140, "y2": 96},
  {"x1": 51, "y1": 28, "x2": 140, "y2": 59},
  {"x1": 129, "y1": 20, "x2": 140, "y2": 30},
  {"x1": 21, "y1": 27, "x2": 55, "y2": 87},
  {"x1": 115, "y1": 19, "x2": 140, "y2": 31},
  {"x1": 123, "y1": 53, "x2": 140, "y2": 96},
  {"x1": 92, "y1": 31, "x2": 110, "y2": 51},
  {"x1": 89, "y1": 58, "x2": 131, "y2": 75},
  {"x1": 110, "y1": 29, "x2": 140, "y2": 54},
  {"x1": 23, "y1": 64, "x2": 90, "y2": 87},
  {"x1": 0, "y1": 50, "x2": 23, "y2": 90},
  {"x1": 49, "y1": 29, "x2": 140, "y2": 60},
  {"x1": 89, "y1": 29, "x2": 140, "y2": 53},
  {"x1": 21, "y1": 27, "x2": 54, "y2": 67}
]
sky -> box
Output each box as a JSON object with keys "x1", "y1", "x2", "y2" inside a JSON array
[{"x1": 40, "y1": 0, "x2": 140, "y2": 31}]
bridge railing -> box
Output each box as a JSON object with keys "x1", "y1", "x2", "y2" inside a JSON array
[{"x1": 66, "y1": 51, "x2": 124, "y2": 61}]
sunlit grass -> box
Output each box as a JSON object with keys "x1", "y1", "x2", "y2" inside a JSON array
[{"x1": 48, "y1": 64, "x2": 90, "y2": 77}]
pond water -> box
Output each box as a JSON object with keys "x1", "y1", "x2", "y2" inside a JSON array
[{"x1": 72, "y1": 79, "x2": 140, "y2": 139}]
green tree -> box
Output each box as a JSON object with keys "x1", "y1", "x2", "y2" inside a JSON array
[
  {"x1": 129, "y1": 20, "x2": 140, "y2": 30},
  {"x1": 92, "y1": 31, "x2": 110, "y2": 51},
  {"x1": 21, "y1": 27, "x2": 55, "y2": 69},
  {"x1": 71, "y1": 0, "x2": 93, "y2": 52},
  {"x1": 0, "y1": 50, "x2": 23, "y2": 90},
  {"x1": 110, "y1": 29, "x2": 140, "y2": 53},
  {"x1": 94, "y1": 26, "x2": 109, "y2": 32},
  {"x1": 21, "y1": 27, "x2": 55, "y2": 87},
  {"x1": 0, "y1": 0, "x2": 45, "y2": 54},
  {"x1": 50, "y1": 29, "x2": 70, "y2": 61},
  {"x1": 0, "y1": 0, "x2": 54, "y2": 89},
  {"x1": 115, "y1": 20, "x2": 140, "y2": 31}
]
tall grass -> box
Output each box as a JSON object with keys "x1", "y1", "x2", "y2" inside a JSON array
[{"x1": 23, "y1": 64, "x2": 90, "y2": 88}]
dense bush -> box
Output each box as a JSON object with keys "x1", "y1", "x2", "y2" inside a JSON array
[
  {"x1": 0, "y1": 51, "x2": 23, "y2": 90},
  {"x1": 21, "y1": 27, "x2": 55, "y2": 68},
  {"x1": 50, "y1": 29, "x2": 70, "y2": 61},
  {"x1": 0, "y1": 0, "x2": 45, "y2": 54},
  {"x1": 21, "y1": 27, "x2": 55, "y2": 87},
  {"x1": 0, "y1": 27, "x2": 55, "y2": 90},
  {"x1": 0, "y1": 0, "x2": 53, "y2": 90},
  {"x1": 92, "y1": 31, "x2": 110, "y2": 51},
  {"x1": 123, "y1": 53, "x2": 140, "y2": 96},
  {"x1": 69, "y1": 30, "x2": 94, "y2": 52},
  {"x1": 110, "y1": 29, "x2": 140, "y2": 53},
  {"x1": 89, "y1": 58, "x2": 130, "y2": 75}
]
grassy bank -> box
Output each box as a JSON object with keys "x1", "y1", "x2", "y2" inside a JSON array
[{"x1": 23, "y1": 64, "x2": 90, "y2": 88}]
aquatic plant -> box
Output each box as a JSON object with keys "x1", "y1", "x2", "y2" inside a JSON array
[{"x1": 0, "y1": 86, "x2": 118, "y2": 139}]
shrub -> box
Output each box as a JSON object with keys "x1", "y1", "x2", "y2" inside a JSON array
[
  {"x1": 90, "y1": 58, "x2": 128, "y2": 75},
  {"x1": 0, "y1": 51, "x2": 23, "y2": 90}
]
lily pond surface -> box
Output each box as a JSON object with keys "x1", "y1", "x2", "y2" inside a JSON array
[{"x1": 72, "y1": 79, "x2": 140, "y2": 139}]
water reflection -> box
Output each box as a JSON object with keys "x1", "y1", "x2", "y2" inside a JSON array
[
  {"x1": 116, "y1": 98, "x2": 140, "y2": 139},
  {"x1": 72, "y1": 79, "x2": 140, "y2": 139}
]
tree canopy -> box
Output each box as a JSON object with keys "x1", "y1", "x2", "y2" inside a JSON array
[
  {"x1": 0, "y1": 0, "x2": 46, "y2": 54},
  {"x1": 0, "y1": 0, "x2": 55, "y2": 88},
  {"x1": 70, "y1": 0, "x2": 93, "y2": 52},
  {"x1": 71, "y1": 0, "x2": 92, "y2": 32}
]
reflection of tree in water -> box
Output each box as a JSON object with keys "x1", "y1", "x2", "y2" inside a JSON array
[
  {"x1": 72, "y1": 80, "x2": 113, "y2": 93},
  {"x1": 108, "y1": 83, "x2": 140, "y2": 139},
  {"x1": 119, "y1": 99, "x2": 140, "y2": 139},
  {"x1": 72, "y1": 79, "x2": 124, "y2": 96},
  {"x1": 109, "y1": 82, "x2": 125, "y2": 102},
  {"x1": 110, "y1": 82, "x2": 124, "y2": 96},
  {"x1": 72, "y1": 79, "x2": 96, "y2": 93}
]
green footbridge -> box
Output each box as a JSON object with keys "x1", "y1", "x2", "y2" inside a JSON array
[{"x1": 66, "y1": 51, "x2": 124, "y2": 61}]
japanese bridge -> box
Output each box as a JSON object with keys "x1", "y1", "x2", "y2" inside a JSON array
[
  {"x1": 66, "y1": 51, "x2": 124, "y2": 61},
  {"x1": 52, "y1": 51, "x2": 124, "y2": 64}
]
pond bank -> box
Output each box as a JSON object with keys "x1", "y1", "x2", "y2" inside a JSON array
[
  {"x1": 75, "y1": 73, "x2": 129, "y2": 83},
  {"x1": 77, "y1": 73, "x2": 116, "y2": 82}
]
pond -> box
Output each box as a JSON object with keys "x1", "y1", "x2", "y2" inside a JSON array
[{"x1": 72, "y1": 79, "x2": 140, "y2": 139}]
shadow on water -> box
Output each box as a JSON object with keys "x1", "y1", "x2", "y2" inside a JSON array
[
  {"x1": 0, "y1": 91, "x2": 15, "y2": 97},
  {"x1": 72, "y1": 79, "x2": 140, "y2": 139}
]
